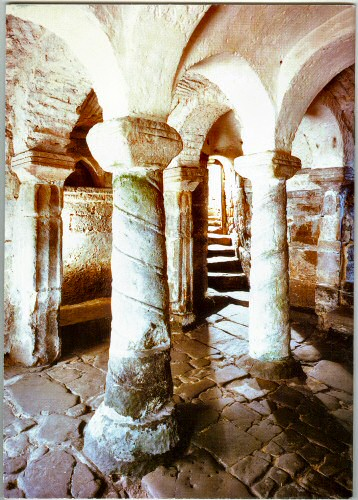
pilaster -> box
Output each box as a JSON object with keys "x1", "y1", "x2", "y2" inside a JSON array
[{"x1": 10, "y1": 150, "x2": 75, "y2": 366}]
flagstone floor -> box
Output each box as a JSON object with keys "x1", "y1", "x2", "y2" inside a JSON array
[{"x1": 3, "y1": 290, "x2": 354, "y2": 499}]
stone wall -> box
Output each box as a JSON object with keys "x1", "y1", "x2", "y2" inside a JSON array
[
  {"x1": 287, "y1": 187, "x2": 322, "y2": 309},
  {"x1": 62, "y1": 187, "x2": 112, "y2": 305},
  {"x1": 233, "y1": 169, "x2": 354, "y2": 313}
]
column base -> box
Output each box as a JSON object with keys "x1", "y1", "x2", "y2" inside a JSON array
[
  {"x1": 244, "y1": 356, "x2": 303, "y2": 380},
  {"x1": 170, "y1": 312, "x2": 196, "y2": 331},
  {"x1": 83, "y1": 402, "x2": 179, "y2": 477}
]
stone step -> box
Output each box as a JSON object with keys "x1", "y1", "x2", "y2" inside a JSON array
[
  {"x1": 208, "y1": 272, "x2": 249, "y2": 291},
  {"x1": 325, "y1": 306, "x2": 353, "y2": 335},
  {"x1": 208, "y1": 225, "x2": 223, "y2": 234},
  {"x1": 207, "y1": 255, "x2": 242, "y2": 273},
  {"x1": 207, "y1": 244, "x2": 236, "y2": 257},
  {"x1": 60, "y1": 297, "x2": 111, "y2": 326},
  {"x1": 208, "y1": 233, "x2": 232, "y2": 246},
  {"x1": 208, "y1": 220, "x2": 222, "y2": 227}
]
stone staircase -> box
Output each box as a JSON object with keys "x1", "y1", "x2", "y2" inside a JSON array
[{"x1": 207, "y1": 209, "x2": 249, "y2": 292}]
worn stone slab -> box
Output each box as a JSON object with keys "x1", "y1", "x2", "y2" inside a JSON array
[
  {"x1": 215, "y1": 320, "x2": 249, "y2": 339},
  {"x1": 297, "y1": 443, "x2": 326, "y2": 465},
  {"x1": 273, "y1": 430, "x2": 308, "y2": 452},
  {"x1": 19, "y1": 450, "x2": 76, "y2": 498},
  {"x1": 328, "y1": 390, "x2": 353, "y2": 404},
  {"x1": 330, "y1": 408, "x2": 353, "y2": 430},
  {"x1": 298, "y1": 469, "x2": 351, "y2": 498},
  {"x1": 189, "y1": 357, "x2": 211, "y2": 368},
  {"x1": 248, "y1": 419, "x2": 282, "y2": 443},
  {"x1": 290, "y1": 420, "x2": 346, "y2": 453},
  {"x1": 171, "y1": 361, "x2": 192, "y2": 377},
  {"x1": 215, "y1": 338, "x2": 248, "y2": 358},
  {"x1": 248, "y1": 399, "x2": 276, "y2": 416},
  {"x1": 193, "y1": 421, "x2": 261, "y2": 466},
  {"x1": 267, "y1": 467, "x2": 290, "y2": 487},
  {"x1": 3, "y1": 402, "x2": 16, "y2": 428},
  {"x1": 207, "y1": 364, "x2": 247, "y2": 386},
  {"x1": 66, "y1": 403, "x2": 89, "y2": 417},
  {"x1": 47, "y1": 361, "x2": 106, "y2": 405},
  {"x1": 230, "y1": 455, "x2": 270, "y2": 485},
  {"x1": 263, "y1": 440, "x2": 284, "y2": 456},
  {"x1": 176, "y1": 378, "x2": 216, "y2": 401},
  {"x1": 5, "y1": 373, "x2": 79, "y2": 417},
  {"x1": 309, "y1": 360, "x2": 353, "y2": 394},
  {"x1": 170, "y1": 350, "x2": 191, "y2": 363},
  {"x1": 251, "y1": 477, "x2": 276, "y2": 498},
  {"x1": 142, "y1": 449, "x2": 253, "y2": 498},
  {"x1": 268, "y1": 385, "x2": 304, "y2": 409},
  {"x1": 71, "y1": 461, "x2": 102, "y2": 498},
  {"x1": 315, "y1": 392, "x2": 340, "y2": 410},
  {"x1": 226, "y1": 377, "x2": 271, "y2": 400},
  {"x1": 3, "y1": 456, "x2": 27, "y2": 474},
  {"x1": 174, "y1": 338, "x2": 219, "y2": 359},
  {"x1": 217, "y1": 304, "x2": 249, "y2": 326},
  {"x1": 276, "y1": 453, "x2": 306, "y2": 476},
  {"x1": 293, "y1": 344, "x2": 322, "y2": 361},
  {"x1": 29, "y1": 414, "x2": 82, "y2": 446},
  {"x1": 274, "y1": 483, "x2": 313, "y2": 498},
  {"x1": 4, "y1": 433, "x2": 30, "y2": 458},
  {"x1": 317, "y1": 453, "x2": 351, "y2": 477},
  {"x1": 222, "y1": 402, "x2": 260, "y2": 430},
  {"x1": 198, "y1": 386, "x2": 222, "y2": 401}
]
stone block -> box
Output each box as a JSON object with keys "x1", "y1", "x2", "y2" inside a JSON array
[
  {"x1": 142, "y1": 449, "x2": 253, "y2": 498},
  {"x1": 221, "y1": 402, "x2": 260, "y2": 430},
  {"x1": 276, "y1": 453, "x2": 306, "y2": 476},
  {"x1": 71, "y1": 461, "x2": 102, "y2": 498},
  {"x1": 230, "y1": 456, "x2": 270, "y2": 485},
  {"x1": 193, "y1": 421, "x2": 261, "y2": 467},
  {"x1": 29, "y1": 414, "x2": 83, "y2": 446},
  {"x1": 251, "y1": 476, "x2": 276, "y2": 498},
  {"x1": 5, "y1": 373, "x2": 79, "y2": 417},
  {"x1": 309, "y1": 360, "x2": 353, "y2": 393},
  {"x1": 19, "y1": 450, "x2": 76, "y2": 498}
]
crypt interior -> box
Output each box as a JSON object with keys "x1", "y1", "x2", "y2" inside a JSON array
[{"x1": 3, "y1": 4, "x2": 355, "y2": 499}]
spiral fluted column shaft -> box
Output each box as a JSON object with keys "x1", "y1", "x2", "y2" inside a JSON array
[
  {"x1": 107, "y1": 166, "x2": 172, "y2": 417},
  {"x1": 83, "y1": 117, "x2": 183, "y2": 476},
  {"x1": 235, "y1": 151, "x2": 300, "y2": 363}
]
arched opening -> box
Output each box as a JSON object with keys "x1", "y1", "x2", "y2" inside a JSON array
[
  {"x1": 64, "y1": 161, "x2": 96, "y2": 188},
  {"x1": 59, "y1": 94, "x2": 113, "y2": 354}
]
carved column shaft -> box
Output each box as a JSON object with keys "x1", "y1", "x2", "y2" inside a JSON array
[
  {"x1": 235, "y1": 151, "x2": 301, "y2": 364},
  {"x1": 83, "y1": 117, "x2": 182, "y2": 476},
  {"x1": 164, "y1": 166, "x2": 201, "y2": 327},
  {"x1": 10, "y1": 151, "x2": 75, "y2": 366}
]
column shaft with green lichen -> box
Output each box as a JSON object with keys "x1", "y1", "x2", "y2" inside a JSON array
[{"x1": 83, "y1": 117, "x2": 182, "y2": 476}]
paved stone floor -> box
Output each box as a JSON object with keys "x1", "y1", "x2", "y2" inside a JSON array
[{"x1": 3, "y1": 290, "x2": 354, "y2": 498}]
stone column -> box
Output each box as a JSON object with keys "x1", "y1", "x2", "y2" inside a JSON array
[
  {"x1": 234, "y1": 151, "x2": 301, "y2": 379},
  {"x1": 309, "y1": 167, "x2": 354, "y2": 330},
  {"x1": 164, "y1": 166, "x2": 202, "y2": 328},
  {"x1": 10, "y1": 151, "x2": 75, "y2": 366},
  {"x1": 83, "y1": 117, "x2": 183, "y2": 476}
]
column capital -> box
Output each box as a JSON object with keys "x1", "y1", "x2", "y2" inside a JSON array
[
  {"x1": 309, "y1": 166, "x2": 354, "y2": 189},
  {"x1": 164, "y1": 165, "x2": 205, "y2": 192},
  {"x1": 87, "y1": 116, "x2": 183, "y2": 172},
  {"x1": 11, "y1": 150, "x2": 75, "y2": 184},
  {"x1": 234, "y1": 151, "x2": 301, "y2": 182}
]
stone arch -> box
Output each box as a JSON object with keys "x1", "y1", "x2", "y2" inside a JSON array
[
  {"x1": 168, "y1": 72, "x2": 231, "y2": 168},
  {"x1": 180, "y1": 53, "x2": 276, "y2": 155},
  {"x1": 6, "y1": 15, "x2": 93, "y2": 160},
  {"x1": 292, "y1": 102, "x2": 344, "y2": 169},
  {"x1": 275, "y1": 8, "x2": 355, "y2": 151},
  {"x1": 7, "y1": 4, "x2": 129, "y2": 119}
]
